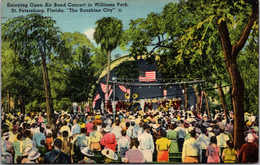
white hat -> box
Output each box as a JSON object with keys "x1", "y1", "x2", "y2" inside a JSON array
[
  {"x1": 28, "y1": 150, "x2": 41, "y2": 160},
  {"x1": 81, "y1": 147, "x2": 94, "y2": 157},
  {"x1": 188, "y1": 127, "x2": 194, "y2": 133},
  {"x1": 104, "y1": 125, "x2": 112, "y2": 132},
  {"x1": 23, "y1": 147, "x2": 33, "y2": 156},
  {"x1": 101, "y1": 148, "x2": 118, "y2": 160},
  {"x1": 207, "y1": 127, "x2": 213, "y2": 132},
  {"x1": 246, "y1": 133, "x2": 254, "y2": 141},
  {"x1": 3, "y1": 132, "x2": 10, "y2": 139}
]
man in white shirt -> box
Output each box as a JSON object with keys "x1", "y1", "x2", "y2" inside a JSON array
[
  {"x1": 111, "y1": 121, "x2": 122, "y2": 142},
  {"x1": 182, "y1": 130, "x2": 202, "y2": 163},
  {"x1": 71, "y1": 119, "x2": 81, "y2": 136},
  {"x1": 138, "y1": 124, "x2": 154, "y2": 162},
  {"x1": 174, "y1": 120, "x2": 186, "y2": 152},
  {"x1": 197, "y1": 129, "x2": 209, "y2": 163},
  {"x1": 216, "y1": 129, "x2": 230, "y2": 155}
]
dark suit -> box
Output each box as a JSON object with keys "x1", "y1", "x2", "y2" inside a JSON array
[{"x1": 44, "y1": 149, "x2": 71, "y2": 163}]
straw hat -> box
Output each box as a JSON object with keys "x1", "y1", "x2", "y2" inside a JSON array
[
  {"x1": 101, "y1": 149, "x2": 118, "y2": 160},
  {"x1": 28, "y1": 150, "x2": 41, "y2": 160},
  {"x1": 3, "y1": 132, "x2": 10, "y2": 140},
  {"x1": 104, "y1": 125, "x2": 112, "y2": 132},
  {"x1": 188, "y1": 127, "x2": 194, "y2": 133},
  {"x1": 207, "y1": 127, "x2": 213, "y2": 132},
  {"x1": 246, "y1": 133, "x2": 254, "y2": 141},
  {"x1": 81, "y1": 147, "x2": 94, "y2": 157},
  {"x1": 23, "y1": 147, "x2": 33, "y2": 156}
]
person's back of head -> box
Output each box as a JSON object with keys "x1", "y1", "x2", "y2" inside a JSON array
[
  {"x1": 40, "y1": 127, "x2": 45, "y2": 133},
  {"x1": 180, "y1": 120, "x2": 184, "y2": 125},
  {"x1": 126, "y1": 122, "x2": 130, "y2": 128},
  {"x1": 17, "y1": 133, "x2": 23, "y2": 141},
  {"x1": 130, "y1": 138, "x2": 139, "y2": 148},
  {"x1": 40, "y1": 140, "x2": 45, "y2": 146},
  {"x1": 143, "y1": 124, "x2": 150, "y2": 132},
  {"x1": 18, "y1": 127, "x2": 23, "y2": 133},
  {"x1": 115, "y1": 120, "x2": 120, "y2": 126},
  {"x1": 190, "y1": 130, "x2": 196, "y2": 138},
  {"x1": 161, "y1": 130, "x2": 166, "y2": 138},
  {"x1": 226, "y1": 140, "x2": 234, "y2": 149},
  {"x1": 121, "y1": 130, "x2": 126, "y2": 136},
  {"x1": 92, "y1": 125, "x2": 97, "y2": 131},
  {"x1": 81, "y1": 128, "x2": 86, "y2": 134},
  {"x1": 130, "y1": 121, "x2": 135, "y2": 126},
  {"x1": 63, "y1": 121, "x2": 67, "y2": 126},
  {"x1": 62, "y1": 131, "x2": 69, "y2": 138},
  {"x1": 24, "y1": 130, "x2": 31, "y2": 138},
  {"x1": 54, "y1": 138, "x2": 62, "y2": 149},
  {"x1": 210, "y1": 136, "x2": 217, "y2": 144},
  {"x1": 201, "y1": 128, "x2": 207, "y2": 134}
]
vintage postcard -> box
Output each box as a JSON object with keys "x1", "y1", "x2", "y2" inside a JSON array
[{"x1": 1, "y1": 0, "x2": 258, "y2": 164}]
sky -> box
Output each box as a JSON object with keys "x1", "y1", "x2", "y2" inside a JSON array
[{"x1": 2, "y1": 0, "x2": 178, "y2": 59}]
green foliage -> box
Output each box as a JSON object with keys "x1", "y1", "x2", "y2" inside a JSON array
[
  {"x1": 1, "y1": 41, "x2": 45, "y2": 111},
  {"x1": 2, "y1": 16, "x2": 100, "y2": 113},
  {"x1": 53, "y1": 98, "x2": 71, "y2": 112},
  {"x1": 114, "y1": 60, "x2": 139, "y2": 82},
  {"x1": 64, "y1": 46, "x2": 97, "y2": 102},
  {"x1": 238, "y1": 22, "x2": 259, "y2": 114},
  {"x1": 94, "y1": 17, "x2": 124, "y2": 52}
]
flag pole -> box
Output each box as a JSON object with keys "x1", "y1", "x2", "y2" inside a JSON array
[{"x1": 113, "y1": 78, "x2": 116, "y2": 122}]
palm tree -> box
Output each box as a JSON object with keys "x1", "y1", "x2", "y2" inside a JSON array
[{"x1": 93, "y1": 17, "x2": 124, "y2": 109}]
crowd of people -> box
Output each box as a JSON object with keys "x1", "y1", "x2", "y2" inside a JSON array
[{"x1": 1, "y1": 105, "x2": 259, "y2": 164}]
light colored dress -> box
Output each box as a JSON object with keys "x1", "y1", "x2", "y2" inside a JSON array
[
  {"x1": 166, "y1": 130, "x2": 179, "y2": 153},
  {"x1": 13, "y1": 140, "x2": 22, "y2": 163},
  {"x1": 222, "y1": 148, "x2": 237, "y2": 163},
  {"x1": 207, "y1": 145, "x2": 220, "y2": 163}
]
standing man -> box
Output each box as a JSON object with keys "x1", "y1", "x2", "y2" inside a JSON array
[
  {"x1": 71, "y1": 119, "x2": 81, "y2": 136},
  {"x1": 44, "y1": 139, "x2": 71, "y2": 163},
  {"x1": 174, "y1": 120, "x2": 186, "y2": 152},
  {"x1": 238, "y1": 133, "x2": 258, "y2": 163},
  {"x1": 138, "y1": 124, "x2": 154, "y2": 162},
  {"x1": 182, "y1": 130, "x2": 202, "y2": 163}
]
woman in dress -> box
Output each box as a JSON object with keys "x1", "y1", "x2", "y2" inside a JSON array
[
  {"x1": 206, "y1": 136, "x2": 221, "y2": 163},
  {"x1": 13, "y1": 133, "x2": 23, "y2": 163},
  {"x1": 166, "y1": 123, "x2": 179, "y2": 153},
  {"x1": 221, "y1": 140, "x2": 237, "y2": 163},
  {"x1": 156, "y1": 130, "x2": 171, "y2": 162}
]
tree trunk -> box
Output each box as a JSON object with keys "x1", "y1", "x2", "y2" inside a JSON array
[
  {"x1": 105, "y1": 50, "x2": 111, "y2": 111},
  {"x1": 19, "y1": 95, "x2": 25, "y2": 114},
  {"x1": 203, "y1": 90, "x2": 211, "y2": 119},
  {"x1": 229, "y1": 63, "x2": 245, "y2": 150},
  {"x1": 41, "y1": 52, "x2": 55, "y2": 132},
  {"x1": 193, "y1": 85, "x2": 201, "y2": 113},
  {"x1": 1, "y1": 97, "x2": 5, "y2": 111},
  {"x1": 215, "y1": 2, "x2": 258, "y2": 148},
  {"x1": 217, "y1": 83, "x2": 228, "y2": 119},
  {"x1": 182, "y1": 85, "x2": 188, "y2": 111},
  {"x1": 7, "y1": 90, "x2": 10, "y2": 113}
]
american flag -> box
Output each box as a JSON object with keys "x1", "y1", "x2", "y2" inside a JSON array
[
  {"x1": 139, "y1": 71, "x2": 156, "y2": 82},
  {"x1": 118, "y1": 85, "x2": 127, "y2": 93},
  {"x1": 126, "y1": 88, "x2": 131, "y2": 95},
  {"x1": 100, "y1": 83, "x2": 111, "y2": 93},
  {"x1": 92, "y1": 94, "x2": 101, "y2": 108}
]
